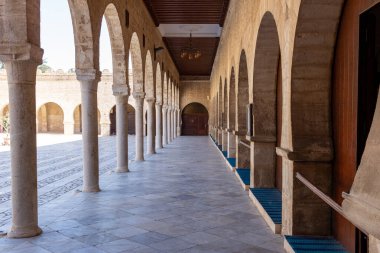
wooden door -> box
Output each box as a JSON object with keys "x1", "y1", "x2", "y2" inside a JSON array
[{"x1": 182, "y1": 114, "x2": 208, "y2": 136}]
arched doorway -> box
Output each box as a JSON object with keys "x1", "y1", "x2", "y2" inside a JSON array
[
  {"x1": 110, "y1": 106, "x2": 116, "y2": 135},
  {"x1": 128, "y1": 104, "x2": 136, "y2": 135},
  {"x1": 182, "y1": 103, "x2": 209, "y2": 136},
  {"x1": 251, "y1": 12, "x2": 281, "y2": 189},
  {"x1": 37, "y1": 102, "x2": 64, "y2": 133},
  {"x1": 236, "y1": 50, "x2": 250, "y2": 170}
]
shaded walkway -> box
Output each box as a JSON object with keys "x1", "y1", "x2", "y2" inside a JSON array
[{"x1": 0, "y1": 137, "x2": 283, "y2": 253}]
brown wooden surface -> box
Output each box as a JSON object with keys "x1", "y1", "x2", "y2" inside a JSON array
[
  {"x1": 143, "y1": 0, "x2": 229, "y2": 26},
  {"x1": 163, "y1": 37, "x2": 219, "y2": 76},
  {"x1": 182, "y1": 114, "x2": 208, "y2": 136},
  {"x1": 332, "y1": 1, "x2": 380, "y2": 252}
]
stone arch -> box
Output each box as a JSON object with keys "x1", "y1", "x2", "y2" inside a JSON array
[
  {"x1": 250, "y1": 11, "x2": 281, "y2": 188},
  {"x1": 229, "y1": 67, "x2": 236, "y2": 130},
  {"x1": 218, "y1": 78, "x2": 223, "y2": 128},
  {"x1": 73, "y1": 105, "x2": 101, "y2": 134},
  {"x1": 236, "y1": 50, "x2": 250, "y2": 169},
  {"x1": 68, "y1": 0, "x2": 95, "y2": 69},
  {"x1": 156, "y1": 63, "x2": 163, "y2": 104},
  {"x1": 37, "y1": 102, "x2": 64, "y2": 134},
  {"x1": 228, "y1": 67, "x2": 236, "y2": 158},
  {"x1": 144, "y1": 50, "x2": 154, "y2": 98},
  {"x1": 290, "y1": 0, "x2": 345, "y2": 156},
  {"x1": 182, "y1": 102, "x2": 209, "y2": 136},
  {"x1": 130, "y1": 33, "x2": 144, "y2": 93},
  {"x1": 103, "y1": 3, "x2": 127, "y2": 85}
]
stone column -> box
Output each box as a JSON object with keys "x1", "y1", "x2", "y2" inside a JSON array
[
  {"x1": 162, "y1": 105, "x2": 168, "y2": 146},
  {"x1": 248, "y1": 136, "x2": 276, "y2": 188},
  {"x1": 173, "y1": 109, "x2": 177, "y2": 139},
  {"x1": 78, "y1": 69, "x2": 101, "y2": 192},
  {"x1": 146, "y1": 97, "x2": 156, "y2": 154},
  {"x1": 113, "y1": 85, "x2": 130, "y2": 173},
  {"x1": 4, "y1": 59, "x2": 42, "y2": 238},
  {"x1": 155, "y1": 103, "x2": 163, "y2": 149},
  {"x1": 134, "y1": 92, "x2": 145, "y2": 161},
  {"x1": 177, "y1": 109, "x2": 181, "y2": 137},
  {"x1": 227, "y1": 131, "x2": 236, "y2": 157},
  {"x1": 167, "y1": 107, "x2": 172, "y2": 143},
  {"x1": 222, "y1": 130, "x2": 228, "y2": 151}
]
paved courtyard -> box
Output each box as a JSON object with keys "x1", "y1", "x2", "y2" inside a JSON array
[{"x1": 0, "y1": 136, "x2": 284, "y2": 253}]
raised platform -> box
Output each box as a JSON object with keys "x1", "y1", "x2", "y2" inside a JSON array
[
  {"x1": 226, "y1": 157, "x2": 236, "y2": 171},
  {"x1": 249, "y1": 188, "x2": 282, "y2": 234},
  {"x1": 284, "y1": 236, "x2": 349, "y2": 253},
  {"x1": 235, "y1": 169, "x2": 250, "y2": 191}
]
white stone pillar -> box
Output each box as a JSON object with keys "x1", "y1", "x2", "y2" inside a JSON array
[
  {"x1": 170, "y1": 109, "x2": 174, "y2": 141},
  {"x1": 113, "y1": 85, "x2": 130, "y2": 173},
  {"x1": 162, "y1": 105, "x2": 168, "y2": 146},
  {"x1": 227, "y1": 131, "x2": 236, "y2": 157},
  {"x1": 4, "y1": 59, "x2": 42, "y2": 238},
  {"x1": 173, "y1": 110, "x2": 177, "y2": 139},
  {"x1": 177, "y1": 109, "x2": 181, "y2": 137},
  {"x1": 155, "y1": 103, "x2": 163, "y2": 149},
  {"x1": 167, "y1": 107, "x2": 172, "y2": 143},
  {"x1": 134, "y1": 92, "x2": 145, "y2": 161},
  {"x1": 146, "y1": 97, "x2": 156, "y2": 154},
  {"x1": 77, "y1": 69, "x2": 101, "y2": 192}
]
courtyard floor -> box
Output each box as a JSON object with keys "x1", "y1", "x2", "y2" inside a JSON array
[{"x1": 0, "y1": 136, "x2": 284, "y2": 253}]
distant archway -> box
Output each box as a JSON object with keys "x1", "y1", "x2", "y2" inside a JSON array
[
  {"x1": 182, "y1": 103, "x2": 209, "y2": 136},
  {"x1": 37, "y1": 102, "x2": 64, "y2": 133}
]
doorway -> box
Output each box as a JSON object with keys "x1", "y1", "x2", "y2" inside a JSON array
[{"x1": 182, "y1": 103, "x2": 209, "y2": 136}]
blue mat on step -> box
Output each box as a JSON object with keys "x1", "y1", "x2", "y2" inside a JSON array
[
  {"x1": 227, "y1": 158, "x2": 236, "y2": 167},
  {"x1": 222, "y1": 151, "x2": 228, "y2": 157},
  {"x1": 236, "y1": 169, "x2": 250, "y2": 185},
  {"x1": 285, "y1": 236, "x2": 349, "y2": 253},
  {"x1": 250, "y1": 188, "x2": 282, "y2": 224}
]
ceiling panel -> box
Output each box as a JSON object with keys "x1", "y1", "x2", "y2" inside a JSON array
[
  {"x1": 143, "y1": 0, "x2": 230, "y2": 76},
  {"x1": 164, "y1": 37, "x2": 219, "y2": 76}
]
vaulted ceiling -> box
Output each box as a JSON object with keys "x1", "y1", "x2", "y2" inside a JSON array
[{"x1": 143, "y1": 0, "x2": 230, "y2": 77}]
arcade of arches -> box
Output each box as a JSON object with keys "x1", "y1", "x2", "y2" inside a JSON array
[{"x1": 0, "y1": 0, "x2": 380, "y2": 253}]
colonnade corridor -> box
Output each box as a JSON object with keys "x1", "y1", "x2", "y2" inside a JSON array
[{"x1": 0, "y1": 136, "x2": 283, "y2": 253}]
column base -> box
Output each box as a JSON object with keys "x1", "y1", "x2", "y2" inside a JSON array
[
  {"x1": 147, "y1": 151, "x2": 156, "y2": 155},
  {"x1": 7, "y1": 225, "x2": 42, "y2": 238},
  {"x1": 135, "y1": 158, "x2": 145, "y2": 162},
  {"x1": 116, "y1": 166, "x2": 129, "y2": 173},
  {"x1": 82, "y1": 185, "x2": 101, "y2": 193}
]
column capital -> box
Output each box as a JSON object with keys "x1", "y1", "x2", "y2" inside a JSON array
[
  {"x1": 112, "y1": 84, "x2": 130, "y2": 97},
  {"x1": 133, "y1": 91, "x2": 145, "y2": 100},
  {"x1": 145, "y1": 97, "x2": 156, "y2": 104},
  {"x1": 162, "y1": 104, "x2": 169, "y2": 110},
  {"x1": 156, "y1": 102, "x2": 163, "y2": 106},
  {"x1": 76, "y1": 69, "x2": 102, "y2": 82},
  {"x1": 0, "y1": 43, "x2": 43, "y2": 64}
]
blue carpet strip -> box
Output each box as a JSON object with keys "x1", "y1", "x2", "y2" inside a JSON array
[
  {"x1": 236, "y1": 169, "x2": 250, "y2": 185},
  {"x1": 227, "y1": 157, "x2": 236, "y2": 167},
  {"x1": 285, "y1": 236, "x2": 349, "y2": 253},
  {"x1": 250, "y1": 188, "x2": 282, "y2": 224},
  {"x1": 222, "y1": 151, "x2": 228, "y2": 157}
]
